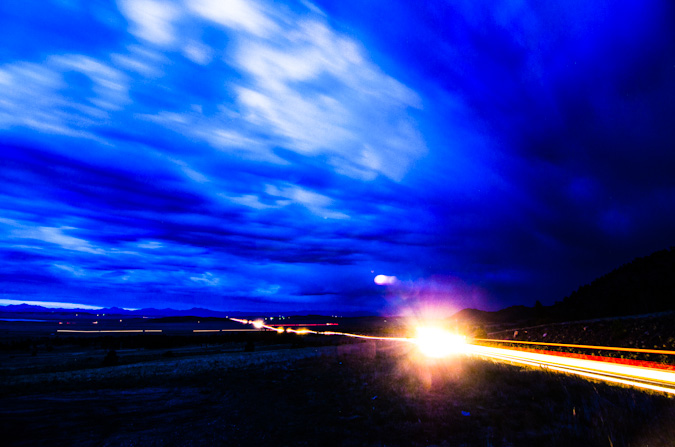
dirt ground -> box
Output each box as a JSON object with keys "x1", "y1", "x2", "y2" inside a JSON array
[{"x1": 2, "y1": 338, "x2": 675, "y2": 447}]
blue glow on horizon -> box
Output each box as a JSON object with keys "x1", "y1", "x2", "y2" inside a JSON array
[{"x1": 0, "y1": 299, "x2": 104, "y2": 310}]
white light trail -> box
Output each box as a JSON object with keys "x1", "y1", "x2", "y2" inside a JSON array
[
  {"x1": 56, "y1": 329, "x2": 162, "y2": 333},
  {"x1": 474, "y1": 338, "x2": 675, "y2": 356},
  {"x1": 470, "y1": 344, "x2": 675, "y2": 395},
  {"x1": 230, "y1": 318, "x2": 675, "y2": 395}
]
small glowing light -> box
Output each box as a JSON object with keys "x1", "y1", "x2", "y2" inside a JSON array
[
  {"x1": 252, "y1": 320, "x2": 264, "y2": 329},
  {"x1": 277, "y1": 327, "x2": 285, "y2": 334},
  {"x1": 374, "y1": 274, "x2": 397, "y2": 285},
  {"x1": 415, "y1": 327, "x2": 466, "y2": 358}
]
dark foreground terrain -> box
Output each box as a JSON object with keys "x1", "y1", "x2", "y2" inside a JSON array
[{"x1": 2, "y1": 334, "x2": 675, "y2": 447}]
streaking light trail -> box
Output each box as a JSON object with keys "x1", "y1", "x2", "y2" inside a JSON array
[
  {"x1": 229, "y1": 318, "x2": 412, "y2": 341},
  {"x1": 473, "y1": 338, "x2": 675, "y2": 356},
  {"x1": 56, "y1": 329, "x2": 162, "y2": 333},
  {"x1": 470, "y1": 344, "x2": 675, "y2": 395},
  {"x1": 230, "y1": 318, "x2": 675, "y2": 395}
]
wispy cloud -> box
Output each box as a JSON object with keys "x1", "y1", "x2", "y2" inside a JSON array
[
  {"x1": 230, "y1": 16, "x2": 425, "y2": 181},
  {"x1": 117, "y1": 0, "x2": 180, "y2": 46},
  {"x1": 188, "y1": 0, "x2": 278, "y2": 37},
  {"x1": 118, "y1": 0, "x2": 425, "y2": 181},
  {"x1": 0, "y1": 55, "x2": 128, "y2": 136},
  {"x1": 10, "y1": 225, "x2": 104, "y2": 255}
]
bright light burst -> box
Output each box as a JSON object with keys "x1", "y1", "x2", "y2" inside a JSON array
[{"x1": 414, "y1": 327, "x2": 467, "y2": 358}]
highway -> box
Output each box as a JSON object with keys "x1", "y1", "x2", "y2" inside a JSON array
[{"x1": 231, "y1": 318, "x2": 675, "y2": 395}]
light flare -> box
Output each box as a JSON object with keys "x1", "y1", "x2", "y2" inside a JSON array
[{"x1": 415, "y1": 327, "x2": 467, "y2": 358}]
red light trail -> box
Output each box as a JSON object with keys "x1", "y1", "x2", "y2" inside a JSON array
[
  {"x1": 473, "y1": 338, "x2": 675, "y2": 356},
  {"x1": 269, "y1": 323, "x2": 339, "y2": 327},
  {"x1": 230, "y1": 318, "x2": 675, "y2": 395}
]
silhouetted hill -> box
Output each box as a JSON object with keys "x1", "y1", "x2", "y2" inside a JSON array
[
  {"x1": 452, "y1": 306, "x2": 536, "y2": 325},
  {"x1": 553, "y1": 247, "x2": 675, "y2": 320},
  {"x1": 150, "y1": 316, "x2": 231, "y2": 323},
  {"x1": 455, "y1": 247, "x2": 675, "y2": 327}
]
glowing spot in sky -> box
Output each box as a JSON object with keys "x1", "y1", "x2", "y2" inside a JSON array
[
  {"x1": 415, "y1": 327, "x2": 466, "y2": 358},
  {"x1": 374, "y1": 274, "x2": 397, "y2": 285}
]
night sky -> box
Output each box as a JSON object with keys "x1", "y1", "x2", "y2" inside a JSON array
[{"x1": 1, "y1": 0, "x2": 674, "y2": 315}]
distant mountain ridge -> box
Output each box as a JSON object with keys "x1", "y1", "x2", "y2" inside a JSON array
[
  {"x1": 0, "y1": 304, "x2": 234, "y2": 318},
  {"x1": 0, "y1": 303, "x2": 370, "y2": 319}
]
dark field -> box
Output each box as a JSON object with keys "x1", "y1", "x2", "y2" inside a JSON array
[{"x1": 2, "y1": 321, "x2": 675, "y2": 446}]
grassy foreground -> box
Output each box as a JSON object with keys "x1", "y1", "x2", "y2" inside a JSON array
[{"x1": 1, "y1": 339, "x2": 675, "y2": 446}]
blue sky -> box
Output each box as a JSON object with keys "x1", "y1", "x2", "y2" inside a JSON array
[{"x1": 1, "y1": 0, "x2": 674, "y2": 315}]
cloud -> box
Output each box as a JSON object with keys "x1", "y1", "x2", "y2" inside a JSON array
[
  {"x1": 225, "y1": 194, "x2": 279, "y2": 210},
  {"x1": 2, "y1": 0, "x2": 426, "y2": 183},
  {"x1": 230, "y1": 16, "x2": 425, "y2": 180},
  {"x1": 117, "y1": 0, "x2": 426, "y2": 181},
  {"x1": 265, "y1": 183, "x2": 350, "y2": 219},
  {"x1": 117, "y1": 0, "x2": 180, "y2": 45},
  {"x1": 172, "y1": 159, "x2": 210, "y2": 184},
  {"x1": 11, "y1": 225, "x2": 104, "y2": 255},
  {"x1": 0, "y1": 55, "x2": 128, "y2": 136},
  {"x1": 53, "y1": 263, "x2": 87, "y2": 277},
  {"x1": 190, "y1": 272, "x2": 221, "y2": 286},
  {"x1": 182, "y1": 41, "x2": 214, "y2": 65},
  {"x1": 187, "y1": 0, "x2": 278, "y2": 37},
  {"x1": 111, "y1": 45, "x2": 166, "y2": 77}
]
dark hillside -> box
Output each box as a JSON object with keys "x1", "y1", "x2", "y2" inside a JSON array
[
  {"x1": 455, "y1": 247, "x2": 675, "y2": 329},
  {"x1": 554, "y1": 247, "x2": 675, "y2": 320}
]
